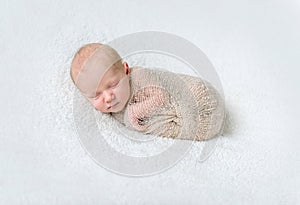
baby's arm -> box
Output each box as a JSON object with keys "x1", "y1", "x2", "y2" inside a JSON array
[
  {"x1": 125, "y1": 86, "x2": 182, "y2": 139},
  {"x1": 127, "y1": 86, "x2": 168, "y2": 131}
]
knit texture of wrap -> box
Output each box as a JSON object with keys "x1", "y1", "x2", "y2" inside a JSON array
[{"x1": 112, "y1": 66, "x2": 225, "y2": 141}]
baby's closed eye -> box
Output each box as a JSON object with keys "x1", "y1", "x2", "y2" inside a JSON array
[{"x1": 111, "y1": 81, "x2": 119, "y2": 87}]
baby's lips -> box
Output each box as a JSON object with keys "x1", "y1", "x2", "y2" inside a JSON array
[{"x1": 107, "y1": 102, "x2": 119, "y2": 110}]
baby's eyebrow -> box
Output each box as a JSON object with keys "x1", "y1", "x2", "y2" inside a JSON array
[{"x1": 95, "y1": 90, "x2": 102, "y2": 96}]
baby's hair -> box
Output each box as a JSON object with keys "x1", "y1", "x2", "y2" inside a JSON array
[{"x1": 70, "y1": 43, "x2": 102, "y2": 84}]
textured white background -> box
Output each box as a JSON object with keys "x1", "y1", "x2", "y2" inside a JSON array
[{"x1": 1, "y1": 0, "x2": 300, "y2": 204}]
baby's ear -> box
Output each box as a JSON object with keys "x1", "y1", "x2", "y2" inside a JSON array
[
  {"x1": 123, "y1": 62, "x2": 130, "y2": 74},
  {"x1": 123, "y1": 62, "x2": 129, "y2": 68}
]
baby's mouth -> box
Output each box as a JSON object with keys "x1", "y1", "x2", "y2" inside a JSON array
[{"x1": 108, "y1": 102, "x2": 119, "y2": 109}]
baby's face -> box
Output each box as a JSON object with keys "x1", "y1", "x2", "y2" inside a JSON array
[{"x1": 86, "y1": 62, "x2": 131, "y2": 113}]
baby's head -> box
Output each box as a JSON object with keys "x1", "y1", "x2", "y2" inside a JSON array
[{"x1": 70, "y1": 43, "x2": 131, "y2": 113}]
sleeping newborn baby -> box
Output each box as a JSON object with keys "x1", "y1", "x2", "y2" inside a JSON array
[{"x1": 70, "y1": 43, "x2": 225, "y2": 141}]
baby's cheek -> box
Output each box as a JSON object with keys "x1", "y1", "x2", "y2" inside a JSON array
[{"x1": 93, "y1": 98, "x2": 103, "y2": 109}]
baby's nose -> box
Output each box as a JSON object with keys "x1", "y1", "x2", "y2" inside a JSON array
[{"x1": 104, "y1": 90, "x2": 114, "y2": 103}]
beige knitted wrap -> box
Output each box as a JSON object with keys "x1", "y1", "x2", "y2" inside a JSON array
[{"x1": 112, "y1": 66, "x2": 225, "y2": 141}]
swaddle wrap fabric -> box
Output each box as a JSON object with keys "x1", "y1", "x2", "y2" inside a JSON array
[{"x1": 112, "y1": 67, "x2": 225, "y2": 141}]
